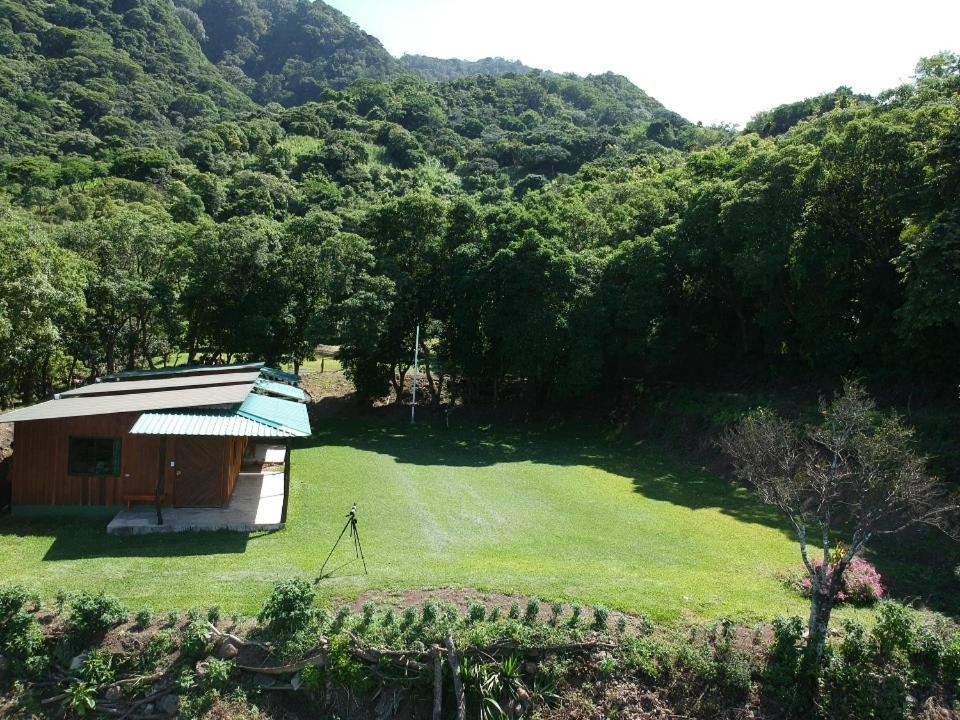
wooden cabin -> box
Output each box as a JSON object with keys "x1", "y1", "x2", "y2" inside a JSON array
[{"x1": 0, "y1": 364, "x2": 311, "y2": 516}]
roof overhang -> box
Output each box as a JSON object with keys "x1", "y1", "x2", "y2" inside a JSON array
[{"x1": 129, "y1": 393, "x2": 311, "y2": 438}]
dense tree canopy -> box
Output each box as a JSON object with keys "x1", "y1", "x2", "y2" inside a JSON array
[{"x1": 0, "y1": 0, "x2": 957, "y2": 408}]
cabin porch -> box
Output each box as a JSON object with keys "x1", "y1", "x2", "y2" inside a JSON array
[{"x1": 106, "y1": 469, "x2": 285, "y2": 534}]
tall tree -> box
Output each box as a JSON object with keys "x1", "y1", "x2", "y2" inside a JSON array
[{"x1": 720, "y1": 382, "x2": 958, "y2": 665}]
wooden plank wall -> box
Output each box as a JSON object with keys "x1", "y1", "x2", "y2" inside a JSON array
[{"x1": 10, "y1": 415, "x2": 246, "y2": 507}]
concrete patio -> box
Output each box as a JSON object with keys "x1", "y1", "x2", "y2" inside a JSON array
[{"x1": 106, "y1": 471, "x2": 285, "y2": 535}]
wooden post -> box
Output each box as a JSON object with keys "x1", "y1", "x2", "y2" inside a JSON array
[
  {"x1": 155, "y1": 440, "x2": 166, "y2": 526},
  {"x1": 432, "y1": 645, "x2": 443, "y2": 720},
  {"x1": 445, "y1": 630, "x2": 466, "y2": 720},
  {"x1": 280, "y1": 439, "x2": 291, "y2": 524}
]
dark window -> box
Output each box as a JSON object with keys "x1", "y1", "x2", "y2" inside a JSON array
[{"x1": 68, "y1": 438, "x2": 122, "y2": 476}]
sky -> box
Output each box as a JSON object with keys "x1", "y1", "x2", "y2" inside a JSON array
[{"x1": 324, "y1": 0, "x2": 960, "y2": 127}]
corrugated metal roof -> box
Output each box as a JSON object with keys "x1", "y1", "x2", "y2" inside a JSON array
[
  {"x1": 129, "y1": 410, "x2": 302, "y2": 437},
  {"x1": 260, "y1": 367, "x2": 302, "y2": 385},
  {"x1": 253, "y1": 378, "x2": 309, "y2": 403},
  {"x1": 59, "y1": 371, "x2": 261, "y2": 398},
  {"x1": 104, "y1": 362, "x2": 264, "y2": 381},
  {"x1": 0, "y1": 383, "x2": 254, "y2": 423},
  {"x1": 238, "y1": 394, "x2": 312, "y2": 436}
]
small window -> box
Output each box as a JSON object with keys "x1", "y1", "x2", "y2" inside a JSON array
[{"x1": 68, "y1": 437, "x2": 122, "y2": 476}]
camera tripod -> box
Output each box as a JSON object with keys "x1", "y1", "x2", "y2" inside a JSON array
[{"x1": 317, "y1": 503, "x2": 367, "y2": 580}]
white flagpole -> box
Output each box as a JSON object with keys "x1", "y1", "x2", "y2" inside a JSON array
[{"x1": 410, "y1": 324, "x2": 420, "y2": 424}]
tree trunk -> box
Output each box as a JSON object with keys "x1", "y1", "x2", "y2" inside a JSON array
[{"x1": 807, "y1": 585, "x2": 835, "y2": 664}]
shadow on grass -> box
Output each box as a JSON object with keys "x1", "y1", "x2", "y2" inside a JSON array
[
  {"x1": 302, "y1": 418, "x2": 960, "y2": 619},
  {"x1": 0, "y1": 515, "x2": 251, "y2": 559},
  {"x1": 303, "y1": 418, "x2": 792, "y2": 533}
]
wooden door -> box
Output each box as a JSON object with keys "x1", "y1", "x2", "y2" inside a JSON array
[{"x1": 170, "y1": 437, "x2": 223, "y2": 507}]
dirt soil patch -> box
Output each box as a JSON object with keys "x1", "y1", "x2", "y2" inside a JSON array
[{"x1": 345, "y1": 588, "x2": 651, "y2": 632}]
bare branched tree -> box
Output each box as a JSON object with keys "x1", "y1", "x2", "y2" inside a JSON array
[{"x1": 720, "y1": 381, "x2": 958, "y2": 662}]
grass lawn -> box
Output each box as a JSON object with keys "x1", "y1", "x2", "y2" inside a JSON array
[{"x1": 0, "y1": 421, "x2": 929, "y2": 623}]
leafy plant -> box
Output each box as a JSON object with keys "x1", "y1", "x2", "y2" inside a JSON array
[
  {"x1": 203, "y1": 658, "x2": 235, "y2": 692},
  {"x1": 64, "y1": 682, "x2": 96, "y2": 718},
  {"x1": 382, "y1": 608, "x2": 396, "y2": 627},
  {"x1": 180, "y1": 619, "x2": 211, "y2": 661},
  {"x1": 142, "y1": 629, "x2": 175, "y2": 670},
  {"x1": 592, "y1": 606, "x2": 609, "y2": 631},
  {"x1": 550, "y1": 601, "x2": 564, "y2": 625},
  {"x1": 257, "y1": 578, "x2": 316, "y2": 637},
  {"x1": 508, "y1": 603, "x2": 521, "y2": 620},
  {"x1": 207, "y1": 606, "x2": 222, "y2": 626},
  {"x1": 524, "y1": 599, "x2": 540, "y2": 624},
  {"x1": 421, "y1": 601, "x2": 440, "y2": 625},
  {"x1": 78, "y1": 649, "x2": 115, "y2": 685},
  {"x1": 134, "y1": 608, "x2": 154, "y2": 630},
  {"x1": 468, "y1": 602, "x2": 486, "y2": 624},
  {"x1": 67, "y1": 593, "x2": 127, "y2": 646}
]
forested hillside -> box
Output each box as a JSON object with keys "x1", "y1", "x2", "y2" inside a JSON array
[
  {"x1": 0, "y1": 0, "x2": 957, "y2": 410},
  {"x1": 400, "y1": 54, "x2": 539, "y2": 82},
  {"x1": 0, "y1": 0, "x2": 253, "y2": 156},
  {"x1": 179, "y1": 0, "x2": 400, "y2": 103}
]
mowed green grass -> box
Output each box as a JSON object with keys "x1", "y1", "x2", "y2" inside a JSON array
[{"x1": 0, "y1": 422, "x2": 821, "y2": 622}]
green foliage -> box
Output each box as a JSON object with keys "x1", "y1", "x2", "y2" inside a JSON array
[
  {"x1": 142, "y1": 629, "x2": 176, "y2": 670},
  {"x1": 134, "y1": 608, "x2": 154, "y2": 631},
  {"x1": 257, "y1": 578, "x2": 316, "y2": 638},
  {"x1": 77, "y1": 649, "x2": 114, "y2": 685},
  {"x1": 203, "y1": 658, "x2": 235, "y2": 692},
  {"x1": 180, "y1": 619, "x2": 211, "y2": 661},
  {"x1": 468, "y1": 602, "x2": 486, "y2": 624},
  {"x1": 325, "y1": 634, "x2": 372, "y2": 693},
  {"x1": 592, "y1": 606, "x2": 609, "y2": 631},
  {"x1": 67, "y1": 593, "x2": 127, "y2": 646},
  {"x1": 524, "y1": 599, "x2": 541, "y2": 624},
  {"x1": 64, "y1": 682, "x2": 96, "y2": 718},
  {"x1": 0, "y1": 585, "x2": 48, "y2": 676}
]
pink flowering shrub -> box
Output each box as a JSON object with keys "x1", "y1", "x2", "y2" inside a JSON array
[{"x1": 799, "y1": 558, "x2": 885, "y2": 606}]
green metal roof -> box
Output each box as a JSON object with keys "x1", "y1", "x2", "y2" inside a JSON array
[
  {"x1": 238, "y1": 393, "x2": 312, "y2": 437},
  {"x1": 129, "y1": 410, "x2": 302, "y2": 437},
  {"x1": 260, "y1": 367, "x2": 302, "y2": 385},
  {"x1": 253, "y1": 378, "x2": 309, "y2": 402}
]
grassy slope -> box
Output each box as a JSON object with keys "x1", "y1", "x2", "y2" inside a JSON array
[{"x1": 0, "y1": 421, "x2": 846, "y2": 623}]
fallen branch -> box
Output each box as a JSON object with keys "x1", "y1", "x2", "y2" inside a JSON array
[
  {"x1": 237, "y1": 653, "x2": 325, "y2": 675},
  {"x1": 207, "y1": 622, "x2": 272, "y2": 651}
]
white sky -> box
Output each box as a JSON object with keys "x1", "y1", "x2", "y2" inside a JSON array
[{"x1": 324, "y1": 0, "x2": 960, "y2": 126}]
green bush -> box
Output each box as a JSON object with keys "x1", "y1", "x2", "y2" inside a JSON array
[
  {"x1": 382, "y1": 608, "x2": 396, "y2": 627},
  {"x1": 872, "y1": 602, "x2": 916, "y2": 659},
  {"x1": 524, "y1": 599, "x2": 540, "y2": 624},
  {"x1": 65, "y1": 681, "x2": 96, "y2": 717},
  {"x1": 78, "y1": 648, "x2": 115, "y2": 685},
  {"x1": 421, "y1": 601, "x2": 440, "y2": 625},
  {"x1": 203, "y1": 658, "x2": 235, "y2": 692},
  {"x1": 467, "y1": 602, "x2": 485, "y2": 624},
  {"x1": 180, "y1": 619, "x2": 211, "y2": 661},
  {"x1": 257, "y1": 578, "x2": 316, "y2": 637},
  {"x1": 134, "y1": 608, "x2": 154, "y2": 630},
  {"x1": 618, "y1": 635, "x2": 671, "y2": 682},
  {"x1": 207, "y1": 606, "x2": 222, "y2": 626},
  {"x1": 592, "y1": 606, "x2": 609, "y2": 631},
  {"x1": 67, "y1": 592, "x2": 127, "y2": 646},
  {"x1": 142, "y1": 629, "x2": 175, "y2": 670}
]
